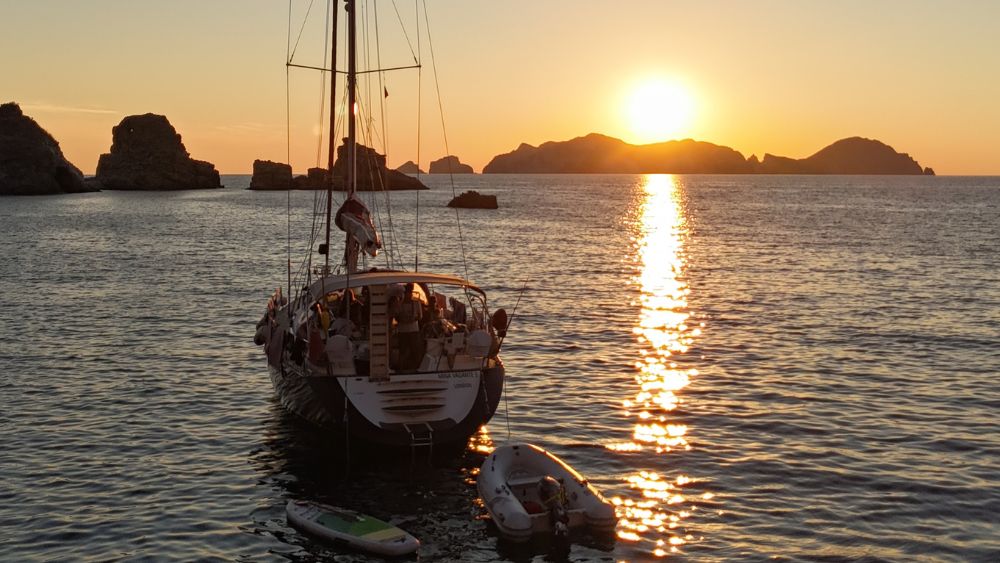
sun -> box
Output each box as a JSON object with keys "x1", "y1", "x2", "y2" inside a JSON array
[{"x1": 626, "y1": 79, "x2": 695, "y2": 144}]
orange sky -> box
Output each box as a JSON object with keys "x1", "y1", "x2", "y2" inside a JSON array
[{"x1": 3, "y1": 0, "x2": 998, "y2": 174}]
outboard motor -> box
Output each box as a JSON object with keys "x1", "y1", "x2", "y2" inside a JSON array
[{"x1": 537, "y1": 475, "x2": 569, "y2": 537}]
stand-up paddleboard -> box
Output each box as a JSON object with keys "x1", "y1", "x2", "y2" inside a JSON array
[{"x1": 286, "y1": 499, "x2": 420, "y2": 557}]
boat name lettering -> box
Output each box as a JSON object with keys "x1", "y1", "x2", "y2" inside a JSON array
[{"x1": 437, "y1": 370, "x2": 478, "y2": 379}]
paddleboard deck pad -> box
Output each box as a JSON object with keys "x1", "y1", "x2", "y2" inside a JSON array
[{"x1": 286, "y1": 499, "x2": 419, "y2": 557}]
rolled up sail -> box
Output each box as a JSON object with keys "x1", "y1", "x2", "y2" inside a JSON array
[{"x1": 335, "y1": 195, "x2": 382, "y2": 257}]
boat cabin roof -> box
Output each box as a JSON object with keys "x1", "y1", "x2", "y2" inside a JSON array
[{"x1": 306, "y1": 271, "x2": 484, "y2": 301}]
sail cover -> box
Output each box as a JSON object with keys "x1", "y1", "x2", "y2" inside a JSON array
[{"x1": 335, "y1": 195, "x2": 382, "y2": 257}]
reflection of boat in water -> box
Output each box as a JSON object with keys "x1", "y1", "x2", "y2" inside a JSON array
[
  {"x1": 250, "y1": 402, "x2": 500, "y2": 558},
  {"x1": 255, "y1": 0, "x2": 506, "y2": 449}
]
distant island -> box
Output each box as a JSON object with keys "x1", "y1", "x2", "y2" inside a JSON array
[
  {"x1": 0, "y1": 99, "x2": 941, "y2": 197},
  {"x1": 248, "y1": 141, "x2": 427, "y2": 191},
  {"x1": 395, "y1": 160, "x2": 425, "y2": 175},
  {"x1": 483, "y1": 133, "x2": 934, "y2": 175},
  {"x1": 429, "y1": 155, "x2": 474, "y2": 174}
]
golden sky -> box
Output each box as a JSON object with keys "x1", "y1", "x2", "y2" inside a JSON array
[{"x1": 3, "y1": 0, "x2": 998, "y2": 174}]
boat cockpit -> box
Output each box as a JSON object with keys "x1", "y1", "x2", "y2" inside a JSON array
[{"x1": 279, "y1": 272, "x2": 504, "y2": 378}]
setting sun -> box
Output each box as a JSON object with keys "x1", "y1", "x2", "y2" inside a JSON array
[{"x1": 626, "y1": 80, "x2": 695, "y2": 144}]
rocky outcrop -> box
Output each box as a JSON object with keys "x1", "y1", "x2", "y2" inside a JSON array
[
  {"x1": 483, "y1": 133, "x2": 932, "y2": 175},
  {"x1": 483, "y1": 133, "x2": 751, "y2": 174},
  {"x1": 396, "y1": 160, "x2": 425, "y2": 174},
  {"x1": 95, "y1": 113, "x2": 221, "y2": 190},
  {"x1": 447, "y1": 190, "x2": 498, "y2": 209},
  {"x1": 755, "y1": 137, "x2": 926, "y2": 174},
  {"x1": 249, "y1": 159, "x2": 292, "y2": 190},
  {"x1": 923, "y1": 167, "x2": 935, "y2": 176},
  {"x1": 331, "y1": 140, "x2": 427, "y2": 190},
  {"x1": 293, "y1": 167, "x2": 329, "y2": 190},
  {"x1": 429, "y1": 155, "x2": 474, "y2": 174},
  {"x1": 0, "y1": 102, "x2": 94, "y2": 195}
]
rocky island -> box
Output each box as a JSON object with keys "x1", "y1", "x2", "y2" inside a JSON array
[
  {"x1": 332, "y1": 141, "x2": 427, "y2": 189},
  {"x1": 0, "y1": 102, "x2": 95, "y2": 195},
  {"x1": 249, "y1": 143, "x2": 427, "y2": 191},
  {"x1": 484, "y1": 133, "x2": 748, "y2": 174},
  {"x1": 249, "y1": 160, "x2": 292, "y2": 190},
  {"x1": 753, "y1": 137, "x2": 932, "y2": 175},
  {"x1": 429, "y1": 155, "x2": 474, "y2": 174},
  {"x1": 483, "y1": 133, "x2": 933, "y2": 175},
  {"x1": 395, "y1": 160, "x2": 425, "y2": 174},
  {"x1": 447, "y1": 190, "x2": 498, "y2": 209},
  {"x1": 95, "y1": 113, "x2": 221, "y2": 190}
]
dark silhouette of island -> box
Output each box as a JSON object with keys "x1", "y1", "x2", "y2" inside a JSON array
[
  {"x1": 333, "y1": 141, "x2": 427, "y2": 190},
  {"x1": 447, "y1": 190, "x2": 498, "y2": 209},
  {"x1": 429, "y1": 155, "x2": 474, "y2": 174},
  {"x1": 249, "y1": 142, "x2": 427, "y2": 191},
  {"x1": 483, "y1": 133, "x2": 933, "y2": 175},
  {"x1": 95, "y1": 114, "x2": 221, "y2": 190},
  {"x1": 754, "y1": 137, "x2": 931, "y2": 174},
  {"x1": 0, "y1": 102, "x2": 95, "y2": 195},
  {"x1": 249, "y1": 159, "x2": 292, "y2": 190},
  {"x1": 395, "y1": 160, "x2": 425, "y2": 174}
]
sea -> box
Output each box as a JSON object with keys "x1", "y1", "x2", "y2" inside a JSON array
[{"x1": 1, "y1": 174, "x2": 998, "y2": 562}]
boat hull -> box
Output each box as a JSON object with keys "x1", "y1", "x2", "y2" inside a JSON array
[{"x1": 268, "y1": 354, "x2": 504, "y2": 448}]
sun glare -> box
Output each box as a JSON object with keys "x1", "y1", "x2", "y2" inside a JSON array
[{"x1": 626, "y1": 80, "x2": 695, "y2": 144}]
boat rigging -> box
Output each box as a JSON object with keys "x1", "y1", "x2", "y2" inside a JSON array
[{"x1": 256, "y1": 0, "x2": 507, "y2": 451}]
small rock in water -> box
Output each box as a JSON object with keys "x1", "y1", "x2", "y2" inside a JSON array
[{"x1": 447, "y1": 190, "x2": 498, "y2": 209}]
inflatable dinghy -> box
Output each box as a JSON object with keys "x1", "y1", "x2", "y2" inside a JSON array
[
  {"x1": 286, "y1": 499, "x2": 419, "y2": 556},
  {"x1": 477, "y1": 443, "x2": 618, "y2": 542}
]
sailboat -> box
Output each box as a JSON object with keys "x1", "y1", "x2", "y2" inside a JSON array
[{"x1": 255, "y1": 0, "x2": 506, "y2": 449}]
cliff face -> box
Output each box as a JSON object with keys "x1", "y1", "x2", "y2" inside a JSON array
[
  {"x1": 483, "y1": 133, "x2": 932, "y2": 175},
  {"x1": 756, "y1": 137, "x2": 925, "y2": 174},
  {"x1": 249, "y1": 159, "x2": 293, "y2": 190},
  {"x1": 483, "y1": 133, "x2": 750, "y2": 174},
  {"x1": 331, "y1": 141, "x2": 428, "y2": 190},
  {"x1": 0, "y1": 102, "x2": 93, "y2": 195},
  {"x1": 96, "y1": 113, "x2": 221, "y2": 190},
  {"x1": 429, "y1": 155, "x2": 474, "y2": 174}
]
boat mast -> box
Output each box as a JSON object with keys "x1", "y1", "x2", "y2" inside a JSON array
[
  {"x1": 323, "y1": 0, "x2": 339, "y2": 274},
  {"x1": 343, "y1": 0, "x2": 360, "y2": 273}
]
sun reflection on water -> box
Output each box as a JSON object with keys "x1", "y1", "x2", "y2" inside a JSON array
[{"x1": 609, "y1": 174, "x2": 703, "y2": 555}]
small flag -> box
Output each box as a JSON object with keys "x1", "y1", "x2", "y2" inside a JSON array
[{"x1": 384, "y1": 86, "x2": 389, "y2": 98}]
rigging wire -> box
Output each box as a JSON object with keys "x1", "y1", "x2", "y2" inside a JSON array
[
  {"x1": 421, "y1": 0, "x2": 469, "y2": 282},
  {"x1": 377, "y1": 0, "x2": 406, "y2": 270},
  {"x1": 390, "y1": 0, "x2": 419, "y2": 64},
  {"x1": 372, "y1": 0, "x2": 400, "y2": 271},
  {"x1": 286, "y1": 0, "x2": 294, "y2": 298},
  {"x1": 288, "y1": 0, "x2": 319, "y2": 63},
  {"x1": 316, "y1": 0, "x2": 331, "y2": 171},
  {"x1": 306, "y1": 0, "x2": 335, "y2": 283},
  {"x1": 360, "y1": 0, "x2": 380, "y2": 269},
  {"x1": 499, "y1": 279, "x2": 528, "y2": 441},
  {"x1": 413, "y1": 0, "x2": 421, "y2": 272}
]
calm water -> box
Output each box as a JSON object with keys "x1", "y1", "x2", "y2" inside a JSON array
[{"x1": 1, "y1": 174, "x2": 998, "y2": 562}]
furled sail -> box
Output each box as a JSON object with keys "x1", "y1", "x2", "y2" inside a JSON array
[{"x1": 335, "y1": 194, "x2": 382, "y2": 257}]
